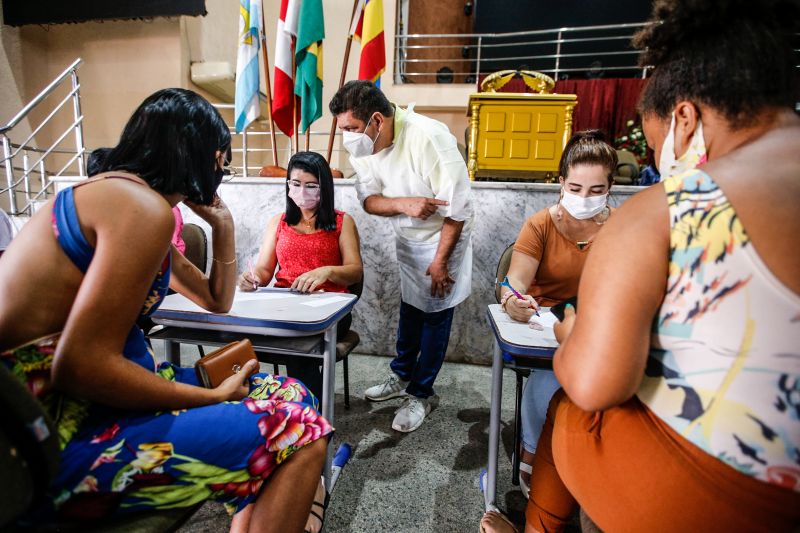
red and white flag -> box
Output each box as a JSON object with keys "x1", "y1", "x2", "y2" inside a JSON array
[{"x1": 273, "y1": 0, "x2": 301, "y2": 137}]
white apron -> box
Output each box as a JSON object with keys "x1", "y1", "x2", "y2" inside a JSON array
[{"x1": 395, "y1": 230, "x2": 472, "y2": 313}]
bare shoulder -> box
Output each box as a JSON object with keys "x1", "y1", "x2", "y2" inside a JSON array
[
  {"x1": 341, "y1": 212, "x2": 357, "y2": 228},
  {"x1": 596, "y1": 184, "x2": 669, "y2": 246},
  {"x1": 74, "y1": 177, "x2": 174, "y2": 238},
  {"x1": 266, "y1": 213, "x2": 282, "y2": 229}
]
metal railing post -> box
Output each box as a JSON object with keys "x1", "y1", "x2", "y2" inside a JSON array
[
  {"x1": 554, "y1": 29, "x2": 563, "y2": 81},
  {"x1": 39, "y1": 159, "x2": 47, "y2": 197},
  {"x1": 3, "y1": 136, "x2": 17, "y2": 214},
  {"x1": 475, "y1": 36, "x2": 483, "y2": 84},
  {"x1": 242, "y1": 130, "x2": 249, "y2": 178},
  {"x1": 23, "y1": 150, "x2": 31, "y2": 207},
  {"x1": 71, "y1": 68, "x2": 86, "y2": 176}
]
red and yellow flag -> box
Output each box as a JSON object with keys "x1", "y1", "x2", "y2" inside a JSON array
[{"x1": 350, "y1": 0, "x2": 385, "y2": 85}]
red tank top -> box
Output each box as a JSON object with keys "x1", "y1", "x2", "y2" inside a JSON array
[{"x1": 274, "y1": 210, "x2": 348, "y2": 293}]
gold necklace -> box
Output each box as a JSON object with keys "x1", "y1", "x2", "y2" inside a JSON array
[{"x1": 301, "y1": 214, "x2": 316, "y2": 228}]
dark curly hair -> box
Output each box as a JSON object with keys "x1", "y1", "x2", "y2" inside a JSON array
[
  {"x1": 633, "y1": 0, "x2": 799, "y2": 127},
  {"x1": 559, "y1": 130, "x2": 618, "y2": 185},
  {"x1": 329, "y1": 80, "x2": 394, "y2": 122}
]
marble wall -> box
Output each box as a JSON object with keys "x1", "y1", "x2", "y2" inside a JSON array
[
  {"x1": 53, "y1": 177, "x2": 640, "y2": 365},
  {"x1": 181, "y1": 178, "x2": 640, "y2": 365}
]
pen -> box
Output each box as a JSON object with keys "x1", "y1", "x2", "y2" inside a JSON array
[
  {"x1": 247, "y1": 259, "x2": 258, "y2": 290},
  {"x1": 500, "y1": 276, "x2": 540, "y2": 317}
]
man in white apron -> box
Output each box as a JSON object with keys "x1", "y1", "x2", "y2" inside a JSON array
[{"x1": 330, "y1": 81, "x2": 473, "y2": 432}]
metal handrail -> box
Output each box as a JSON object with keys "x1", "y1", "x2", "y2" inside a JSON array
[
  {"x1": 212, "y1": 104, "x2": 352, "y2": 178},
  {"x1": 1, "y1": 58, "x2": 85, "y2": 215},
  {"x1": 394, "y1": 22, "x2": 650, "y2": 40},
  {"x1": 394, "y1": 22, "x2": 652, "y2": 84},
  {"x1": 0, "y1": 58, "x2": 82, "y2": 134}
]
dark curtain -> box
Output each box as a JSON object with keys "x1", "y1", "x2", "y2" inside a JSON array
[
  {"x1": 554, "y1": 78, "x2": 647, "y2": 141},
  {"x1": 476, "y1": 76, "x2": 647, "y2": 141},
  {"x1": 3, "y1": 1, "x2": 207, "y2": 26}
]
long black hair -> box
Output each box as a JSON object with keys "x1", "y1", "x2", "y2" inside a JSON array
[
  {"x1": 285, "y1": 151, "x2": 337, "y2": 231},
  {"x1": 93, "y1": 88, "x2": 230, "y2": 204}
]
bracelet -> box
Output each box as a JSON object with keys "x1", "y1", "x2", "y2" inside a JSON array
[{"x1": 212, "y1": 256, "x2": 237, "y2": 265}]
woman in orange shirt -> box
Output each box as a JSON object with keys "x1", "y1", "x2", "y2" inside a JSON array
[{"x1": 482, "y1": 130, "x2": 617, "y2": 533}]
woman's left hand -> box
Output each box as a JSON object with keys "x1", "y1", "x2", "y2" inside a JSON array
[
  {"x1": 291, "y1": 267, "x2": 331, "y2": 293},
  {"x1": 553, "y1": 304, "x2": 576, "y2": 344},
  {"x1": 184, "y1": 194, "x2": 233, "y2": 227}
]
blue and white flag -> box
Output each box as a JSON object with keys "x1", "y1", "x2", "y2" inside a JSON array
[{"x1": 235, "y1": 0, "x2": 262, "y2": 133}]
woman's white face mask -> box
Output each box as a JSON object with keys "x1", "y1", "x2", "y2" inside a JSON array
[
  {"x1": 658, "y1": 112, "x2": 707, "y2": 180},
  {"x1": 342, "y1": 116, "x2": 380, "y2": 158},
  {"x1": 560, "y1": 190, "x2": 608, "y2": 220}
]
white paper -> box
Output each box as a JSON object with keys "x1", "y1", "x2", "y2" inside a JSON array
[
  {"x1": 530, "y1": 311, "x2": 558, "y2": 329},
  {"x1": 234, "y1": 292, "x2": 293, "y2": 302},
  {"x1": 300, "y1": 295, "x2": 352, "y2": 308}
]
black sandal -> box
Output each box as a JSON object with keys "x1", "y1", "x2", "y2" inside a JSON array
[{"x1": 304, "y1": 484, "x2": 330, "y2": 533}]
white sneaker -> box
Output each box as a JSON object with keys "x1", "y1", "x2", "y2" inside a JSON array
[
  {"x1": 364, "y1": 372, "x2": 409, "y2": 401},
  {"x1": 391, "y1": 396, "x2": 431, "y2": 433}
]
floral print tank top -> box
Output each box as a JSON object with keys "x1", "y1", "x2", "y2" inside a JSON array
[{"x1": 638, "y1": 169, "x2": 800, "y2": 492}]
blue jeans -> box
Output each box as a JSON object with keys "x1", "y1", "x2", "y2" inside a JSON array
[
  {"x1": 521, "y1": 369, "x2": 562, "y2": 453},
  {"x1": 390, "y1": 300, "x2": 455, "y2": 399}
]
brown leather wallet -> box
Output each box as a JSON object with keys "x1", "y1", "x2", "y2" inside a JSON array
[{"x1": 194, "y1": 339, "x2": 258, "y2": 388}]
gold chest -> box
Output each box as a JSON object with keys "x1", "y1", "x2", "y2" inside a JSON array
[{"x1": 466, "y1": 92, "x2": 577, "y2": 181}]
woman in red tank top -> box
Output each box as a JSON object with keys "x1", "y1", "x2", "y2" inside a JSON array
[
  {"x1": 238, "y1": 151, "x2": 362, "y2": 295},
  {"x1": 237, "y1": 151, "x2": 362, "y2": 532}
]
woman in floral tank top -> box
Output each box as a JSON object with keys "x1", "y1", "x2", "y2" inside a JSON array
[{"x1": 481, "y1": 2, "x2": 800, "y2": 532}]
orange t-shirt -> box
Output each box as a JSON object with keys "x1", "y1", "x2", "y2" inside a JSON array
[{"x1": 512, "y1": 208, "x2": 593, "y2": 307}]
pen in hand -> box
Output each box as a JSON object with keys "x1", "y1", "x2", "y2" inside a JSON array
[
  {"x1": 500, "y1": 276, "x2": 540, "y2": 317},
  {"x1": 247, "y1": 259, "x2": 258, "y2": 290}
]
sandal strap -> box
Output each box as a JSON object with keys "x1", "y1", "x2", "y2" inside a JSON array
[{"x1": 519, "y1": 461, "x2": 533, "y2": 475}]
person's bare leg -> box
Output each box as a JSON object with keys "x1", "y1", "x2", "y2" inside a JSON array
[
  {"x1": 248, "y1": 438, "x2": 327, "y2": 533},
  {"x1": 520, "y1": 447, "x2": 535, "y2": 490},
  {"x1": 230, "y1": 504, "x2": 254, "y2": 533},
  {"x1": 303, "y1": 476, "x2": 326, "y2": 533}
]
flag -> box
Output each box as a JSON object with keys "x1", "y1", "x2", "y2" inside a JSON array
[
  {"x1": 234, "y1": 0, "x2": 262, "y2": 132},
  {"x1": 351, "y1": 0, "x2": 385, "y2": 85},
  {"x1": 273, "y1": 0, "x2": 301, "y2": 137},
  {"x1": 294, "y1": 0, "x2": 324, "y2": 134}
]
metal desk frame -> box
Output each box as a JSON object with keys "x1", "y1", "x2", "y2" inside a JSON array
[{"x1": 485, "y1": 306, "x2": 556, "y2": 512}]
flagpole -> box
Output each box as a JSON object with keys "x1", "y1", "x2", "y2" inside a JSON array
[
  {"x1": 258, "y1": 7, "x2": 286, "y2": 177},
  {"x1": 291, "y1": 39, "x2": 300, "y2": 155},
  {"x1": 326, "y1": 0, "x2": 361, "y2": 165}
]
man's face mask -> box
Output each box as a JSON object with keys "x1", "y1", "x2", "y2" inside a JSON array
[
  {"x1": 342, "y1": 116, "x2": 381, "y2": 158},
  {"x1": 658, "y1": 112, "x2": 707, "y2": 180}
]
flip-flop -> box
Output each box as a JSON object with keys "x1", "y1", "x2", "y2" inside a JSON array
[{"x1": 479, "y1": 510, "x2": 519, "y2": 533}]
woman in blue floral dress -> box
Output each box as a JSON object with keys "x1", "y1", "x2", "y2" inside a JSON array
[{"x1": 0, "y1": 88, "x2": 332, "y2": 533}]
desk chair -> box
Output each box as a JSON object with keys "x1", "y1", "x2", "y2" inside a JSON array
[
  {"x1": 266, "y1": 280, "x2": 363, "y2": 410},
  {"x1": 180, "y1": 223, "x2": 208, "y2": 358},
  {"x1": 494, "y1": 242, "x2": 531, "y2": 488},
  {"x1": 613, "y1": 149, "x2": 641, "y2": 185},
  {"x1": 181, "y1": 223, "x2": 208, "y2": 273},
  {"x1": 0, "y1": 364, "x2": 201, "y2": 532}
]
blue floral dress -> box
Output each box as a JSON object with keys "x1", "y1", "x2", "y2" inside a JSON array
[{"x1": 1, "y1": 176, "x2": 333, "y2": 520}]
